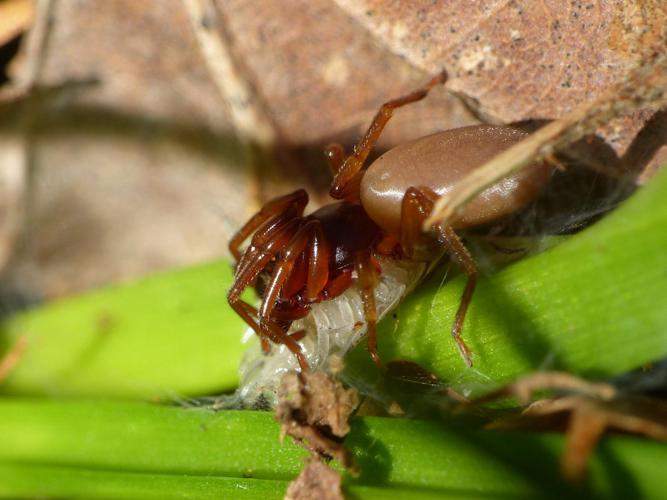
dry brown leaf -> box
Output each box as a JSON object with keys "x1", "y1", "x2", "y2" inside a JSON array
[
  {"x1": 2, "y1": 0, "x2": 253, "y2": 297},
  {"x1": 424, "y1": 39, "x2": 667, "y2": 229},
  {"x1": 335, "y1": 1, "x2": 667, "y2": 157},
  {"x1": 0, "y1": 0, "x2": 33, "y2": 47},
  {"x1": 183, "y1": 0, "x2": 277, "y2": 150},
  {"x1": 216, "y1": 0, "x2": 475, "y2": 155},
  {"x1": 475, "y1": 371, "x2": 617, "y2": 405}
]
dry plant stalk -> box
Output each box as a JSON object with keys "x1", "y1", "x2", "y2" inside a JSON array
[{"x1": 424, "y1": 38, "x2": 667, "y2": 230}]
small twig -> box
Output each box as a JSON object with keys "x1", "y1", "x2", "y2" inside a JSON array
[
  {"x1": 0, "y1": 336, "x2": 28, "y2": 382},
  {"x1": 424, "y1": 40, "x2": 667, "y2": 230}
]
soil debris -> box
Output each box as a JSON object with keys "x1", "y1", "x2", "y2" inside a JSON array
[
  {"x1": 275, "y1": 369, "x2": 359, "y2": 470},
  {"x1": 285, "y1": 458, "x2": 344, "y2": 500}
]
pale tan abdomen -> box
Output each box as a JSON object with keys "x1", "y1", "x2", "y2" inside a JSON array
[{"x1": 360, "y1": 125, "x2": 552, "y2": 234}]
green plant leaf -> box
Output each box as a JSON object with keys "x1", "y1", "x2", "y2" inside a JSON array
[
  {"x1": 0, "y1": 261, "x2": 246, "y2": 398},
  {"x1": 346, "y1": 167, "x2": 667, "y2": 397},
  {"x1": 0, "y1": 398, "x2": 664, "y2": 499}
]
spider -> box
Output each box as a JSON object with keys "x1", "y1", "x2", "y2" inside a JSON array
[{"x1": 228, "y1": 70, "x2": 552, "y2": 372}]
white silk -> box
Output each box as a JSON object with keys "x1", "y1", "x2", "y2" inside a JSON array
[{"x1": 235, "y1": 257, "x2": 427, "y2": 407}]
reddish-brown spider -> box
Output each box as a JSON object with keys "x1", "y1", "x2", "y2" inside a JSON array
[{"x1": 228, "y1": 71, "x2": 552, "y2": 371}]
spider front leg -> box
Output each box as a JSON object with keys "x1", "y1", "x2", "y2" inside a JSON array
[
  {"x1": 259, "y1": 220, "x2": 331, "y2": 371},
  {"x1": 232, "y1": 299, "x2": 308, "y2": 369},
  {"x1": 436, "y1": 225, "x2": 477, "y2": 367},
  {"x1": 232, "y1": 190, "x2": 309, "y2": 298},
  {"x1": 400, "y1": 186, "x2": 477, "y2": 367},
  {"x1": 328, "y1": 70, "x2": 448, "y2": 201},
  {"x1": 325, "y1": 143, "x2": 346, "y2": 176},
  {"x1": 229, "y1": 189, "x2": 308, "y2": 261},
  {"x1": 228, "y1": 299, "x2": 271, "y2": 353},
  {"x1": 228, "y1": 214, "x2": 302, "y2": 354}
]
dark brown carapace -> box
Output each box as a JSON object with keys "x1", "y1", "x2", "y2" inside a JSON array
[{"x1": 228, "y1": 71, "x2": 552, "y2": 371}]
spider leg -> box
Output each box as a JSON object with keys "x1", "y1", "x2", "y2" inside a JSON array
[
  {"x1": 259, "y1": 220, "x2": 330, "y2": 318},
  {"x1": 228, "y1": 219, "x2": 301, "y2": 347},
  {"x1": 400, "y1": 186, "x2": 438, "y2": 258},
  {"x1": 329, "y1": 70, "x2": 447, "y2": 201},
  {"x1": 356, "y1": 250, "x2": 382, "y2": 368},
  {"x1": 436, "y1": 224, "x2": 477, "y2": 367},
  {"x1": 324, "y1": 143, "x2": 346, "y2": 176},
  {"x1": 234, "y1": 209, "x2": 303, "y2": 281},
  {"x1": 304, "y1": 222, "x2": 331, "y2": 302},
  {"x1": 318, "y1": 269, "x2": 353, "y2": 301},
  {"x1": 259, "y1": 220, "x2": 330, "y2": 371},
  {"x1": 233, "y1": 299, "x2": 308, "y2": 367},
  {"x1": 230, "y1": 218, "x2": 301, "y2": 301},
  {"x1": 400, "y1": 186, "x2": 477, "y2": 367},
  {"x1": 230, "y1": 299, "x2": 271, "y2": 353},
  {"x1": 228, "y1": 189, "x2": 308, "y2": 261}
]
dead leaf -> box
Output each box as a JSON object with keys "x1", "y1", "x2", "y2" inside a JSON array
[
  {"x1": 476, "y1": 371, "x2": 617, "y2": 405},
  {"x1": 4, "y1": 1, "x2": 662, "y2": 298},
  {"x1": 334, "y1": 1, "x2": 667, "y2": 158},
  {"x1": 216, "y1": 0, "x2": 476, "y2": 193},
  {"x1": 1, "y1": 0, "x2": 254, "y2": 297},
  {"x1": 424, "y1": 38, "x2": 667, "y2": 229}
]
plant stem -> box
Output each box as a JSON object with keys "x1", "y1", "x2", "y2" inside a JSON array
[{"x1": 0, "y1": 398, "x2": 663, "y2": 499}]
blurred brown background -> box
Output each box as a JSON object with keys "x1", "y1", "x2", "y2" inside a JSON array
[{"x1": 0, "y1": 0, "x2": 664, "y2": 303}]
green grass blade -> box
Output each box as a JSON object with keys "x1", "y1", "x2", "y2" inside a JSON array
[
  {"x1": 346, "y1": 167, "x2": 667, "y2": 396},
  {"x1": 0, "y1": 464, "x2": 288, "y2": 500},
  {"x1": 0, "y1": 261, "x2": 246, "y2": 398},
  {"x1": 0, "y1": 464, "x2": 504, "y2": 500},
  {"x1": 0, "y1": 398, "x2": 664, "y2": 499}
]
